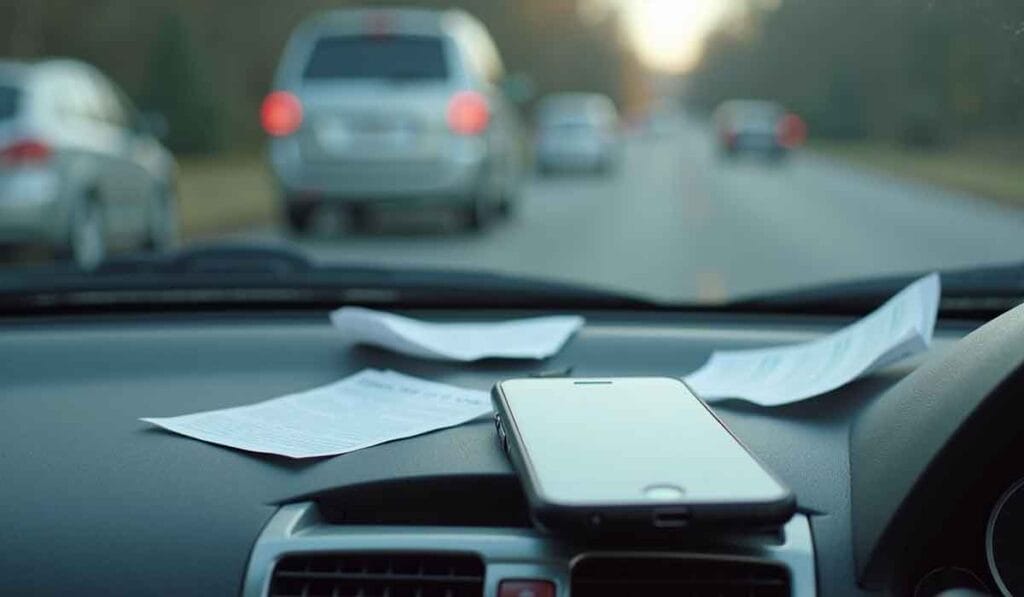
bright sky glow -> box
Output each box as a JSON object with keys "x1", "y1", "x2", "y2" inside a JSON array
[{"x1": 622, "y1": 0, "x2": 734, "y2": 72}]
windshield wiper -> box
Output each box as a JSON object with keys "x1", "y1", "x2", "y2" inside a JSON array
[
  {"x1": 730, "y1": 261, "x2": 1024, "y2": 317},
  {"x1": 0, "y1": 242, "x2": 654, "y2": 313}
]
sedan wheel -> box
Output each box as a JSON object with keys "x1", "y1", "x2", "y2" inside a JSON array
[
  {"x1": 71, "y1": 202, "x2": 106, "y2": 270},
  {"x1": 147, "y1": 190, "x2": 180, "y2": 251},
  {"x1": 463, "y1": 195, "x2": 494, "y2": 231}
]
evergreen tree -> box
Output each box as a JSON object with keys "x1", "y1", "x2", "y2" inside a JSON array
[{"x1": 140, "y1": 14, "x2": 222, "y2": 154}]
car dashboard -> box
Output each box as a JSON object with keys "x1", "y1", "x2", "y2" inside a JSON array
[{"x1": 0, "y1": 308, "x2": 1017, "y2": 596}]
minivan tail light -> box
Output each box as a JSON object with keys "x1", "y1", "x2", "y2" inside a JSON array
[
  {"x1": 365, "y1": 10, "x2": 395, "y2": 36},
  {"x1": 261, "y1": 91, "x2": 303, "y2": 137},
  {"x1": 447, "y1": 91, "x2": 490, "y2": 135},
  {"x1": 0, "y1": 139, "x2": 51, "y2": 165}
]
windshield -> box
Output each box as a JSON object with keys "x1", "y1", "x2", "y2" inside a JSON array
[{"x1": 0, "y1": 1, "x2": 1022, "y2": 305}]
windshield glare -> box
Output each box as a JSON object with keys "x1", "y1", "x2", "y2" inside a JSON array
[{"x1": 0, "y1": 1, "x2": 1022, "y2": 304}]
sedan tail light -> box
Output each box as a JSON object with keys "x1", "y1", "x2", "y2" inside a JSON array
[
  {"x1": 447, "y1": 91, "x2": 490, "y2": 135},
  {"x1": 261, "y1": 91, "x2": 303, "y2": 137},
  {"x1": 0, "y1": 139, "x2": 52, "y2": 166}
]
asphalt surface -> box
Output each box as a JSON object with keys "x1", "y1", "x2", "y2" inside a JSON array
[{"x1": 261, "y1": 113, "x2": 1024, "y2": 303}]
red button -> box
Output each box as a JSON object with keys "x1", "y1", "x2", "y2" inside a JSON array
[{"x1": 498, "y1": 579, "x2": 556, "y2": 597}]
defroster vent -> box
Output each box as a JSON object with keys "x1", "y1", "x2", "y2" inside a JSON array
[
  {"x1": 572, "y1": 555, "x2": 791, "y2": 597},
  {"x1": 269, "y1": 552, "x2": 484, "y2": 597}
]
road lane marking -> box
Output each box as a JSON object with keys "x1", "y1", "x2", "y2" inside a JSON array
[{"x1": 696, "y1": 271, "x2": 728, "y2": 303}]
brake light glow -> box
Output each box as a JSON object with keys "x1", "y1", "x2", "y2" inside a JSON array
[
  {"x1": 777, "y1": 113, "x2": 807, "y2": 148},
  {"x1": 365, "y1": 11, "x2": 395, "y2": 36},
  {"x1": 447, "y1": 91, "x2": 490, "y2": 135},
  {"x1": 723, "y1": 129, "x2": 738, "y2": 147},
  {"x1": 0, "y1": 139, "x2": 51, "y2": 165},
  {"x1": 261, "y1": 91, "x2": 303, "y2": 137}
]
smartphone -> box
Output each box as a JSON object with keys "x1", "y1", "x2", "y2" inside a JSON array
[{"x1": 492, "y1": 377, "x2": 795, "y2": 533}]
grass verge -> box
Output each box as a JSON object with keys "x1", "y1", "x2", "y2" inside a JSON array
[
  {"x1": 813, "y1": 138, "x2": 1024, "y2": 207},
  {"x1": 176, "y1": 154, "x2": 277, "y2": 240}
]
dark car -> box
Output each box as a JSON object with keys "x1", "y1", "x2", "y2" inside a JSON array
[{"x1": 714, "y1": 99, "x2": 804, "y2": 161}]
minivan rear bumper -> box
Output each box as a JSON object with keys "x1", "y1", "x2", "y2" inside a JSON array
[{"x1": 269, "y1": 136, "x2": 487, "y2": 204}]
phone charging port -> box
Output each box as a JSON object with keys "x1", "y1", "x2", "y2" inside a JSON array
[{"x1": 652, "y1": 508, "x2": 691, "y2": 528}]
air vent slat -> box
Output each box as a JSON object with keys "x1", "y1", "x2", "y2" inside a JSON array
[
  {"x1": 572, "y1": 555, "x2": 791, "y2": 597},
  {"x1": 274, "y1": 571, "x2": 482, "y2": 583},
  {"x1": 270, "y1": 553, "x2": 484, "y2": 597}
]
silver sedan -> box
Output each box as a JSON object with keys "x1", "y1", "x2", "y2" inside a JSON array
[{"x1": 0, "y1": 59, "x2": 178, "y2": 268}]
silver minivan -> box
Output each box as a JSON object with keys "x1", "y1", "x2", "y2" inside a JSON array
[
  {"x1": 264, "y1": 8, "x2": 525, "y2": 232},
  {"x1": 0, "y1": 59, "x2": 178, "y2": 268}
]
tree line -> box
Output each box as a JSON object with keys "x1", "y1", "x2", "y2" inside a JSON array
[
  {"x1": 686, "y1": 0, "x2": 1024, "y2": 147},
  {"x1": 0, "y1": 0, "x2": 642, "y2": 154}
]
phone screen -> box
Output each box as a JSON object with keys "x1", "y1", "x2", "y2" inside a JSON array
[{"x1": 500, "y1": 377, "x2": 789, "y2": 506}]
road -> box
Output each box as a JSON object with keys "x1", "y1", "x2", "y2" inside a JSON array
[{"x1": 257, "y1": 114, "x2": 1024, "y2": 303}]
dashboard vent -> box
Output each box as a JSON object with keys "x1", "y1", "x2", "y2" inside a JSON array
[
  {"x1": 269, "y1": 552, "x2": 484, "y2": 597},
  {"x1": 571, "y1": 555, "x2": 791, "y2": 596}
]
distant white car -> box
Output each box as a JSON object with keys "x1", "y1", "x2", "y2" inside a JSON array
[
  {"x1": 0, "y1": 59, "x2": 178, "y2": 268},
  {"x1": 265, "y1": 8, "x2": 526, "y2": 232},
  {"x1": 535, "y1": 93, "x2": 620, "y2": 175}
]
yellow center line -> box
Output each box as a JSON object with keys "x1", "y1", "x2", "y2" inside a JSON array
[{"x1": 696, "y1": 271, "x2": 728, "y2": 303}]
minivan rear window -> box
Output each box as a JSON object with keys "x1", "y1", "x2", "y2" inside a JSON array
[
  {"x1": 0, "y1": 86, "x2": 19, "y2": 120},
  {"x1": 303, "y1": 35, "x2": 448, "y2": 81}
]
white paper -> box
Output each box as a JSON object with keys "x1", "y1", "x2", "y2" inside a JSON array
[
  {"x1": 684, "y1": 273, "x2": 941, "y2": 406},
  {"x1": 330, "y1": 306, "x2": 584, "y2": 361},
  {"x1": 141, "y1": 369, "x2": 491, "y2": 458}
]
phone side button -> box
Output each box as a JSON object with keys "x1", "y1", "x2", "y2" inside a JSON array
[{"x1": 495, "y1": 422, "x2": 509, "y2": 454}]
